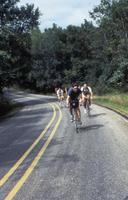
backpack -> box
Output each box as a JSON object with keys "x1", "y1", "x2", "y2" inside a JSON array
[{"x1": 83, "y1": 87, "x2": 90, "y2": 95}]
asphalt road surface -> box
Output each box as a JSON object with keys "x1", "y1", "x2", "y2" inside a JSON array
[{"x1": 0, "y1": 90, "x2": 128, "y2": 200}]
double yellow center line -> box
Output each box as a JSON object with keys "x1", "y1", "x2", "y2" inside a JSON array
[{"x1": 1, "y1": 103, "x2": 62, "y2": 200}]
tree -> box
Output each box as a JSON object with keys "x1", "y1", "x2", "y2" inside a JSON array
[{"x1": 0, "y1": 0, "x2": 40, "y2": 92}]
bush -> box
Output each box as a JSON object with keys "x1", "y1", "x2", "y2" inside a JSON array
[{"x1": 94, "y1": 84, "x2": 110, "y2": 95}]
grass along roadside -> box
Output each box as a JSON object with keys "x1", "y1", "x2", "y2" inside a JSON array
[{"x1": 93, "y1": 93, "x2": 128, "y2": 117}]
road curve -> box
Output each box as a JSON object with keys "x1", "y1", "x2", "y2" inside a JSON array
[{"x1": 0, "y1": 90, "x2": 128, "y2": 200}]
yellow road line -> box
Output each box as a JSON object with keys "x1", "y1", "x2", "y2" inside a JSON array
[
  {"x1": 4, "y1": 104, "x2": 62, "y2": 200},
  {"x1": 0, "y1": 104, "x2": 56, "y2": 187}
]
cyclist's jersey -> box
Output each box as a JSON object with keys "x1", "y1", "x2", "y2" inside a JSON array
[
  {"x1": 88, "y1": 86, "x2": 92, "y2": 94},
  {"x1": 68, "y1": 88, "x2": 81, "y2": 100},
  {"x1": 81, "y1": 86, "x2": 91, "y2": 96}
]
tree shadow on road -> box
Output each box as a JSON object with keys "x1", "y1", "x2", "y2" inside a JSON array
[
  {"x1": 4, "y1": 89, "x2": 57, "y2": 106},
  {"x1": 12, "y1": 97, "x2": 57, "y2": 106}
]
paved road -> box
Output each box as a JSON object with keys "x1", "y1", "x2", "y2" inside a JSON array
[{"x1": 0, "y1": 90, "x2": 128, "y2": 200}]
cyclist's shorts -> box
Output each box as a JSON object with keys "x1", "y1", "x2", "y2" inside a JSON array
[
  {"x1": 58, "y1": 95, "x2": 64, "y2": 100},
  {"x1": 71, "y1": 99, "x2": 79, "y2": 108}
]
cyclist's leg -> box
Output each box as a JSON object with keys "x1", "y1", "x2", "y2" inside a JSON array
[
  {"x1": 88, "y1": 95, "x2": 91, "y2": 106},
  {"x1": 74, "y1": 108, "x2": 77, "y2": 121},
  {"x1": 77, "y1": 107, "x2": 82, "y2": 123},
  {"x1": 83, "y1": 96, "x2": 87, "y2": 113},
  {"x1": 58, "y1": 96, "x2": 60, "y2": 103},
  {"x1": 82, "y1": 94, "x2": 87, "y2": 108},
  {"x1": 74, "y1": 106, "x2": 82, "y2": 124},
  {"x1": 59, "y1": 96, "x2": 62, "y2": 106},
  {"x1": 62, "y1": 96, "x2": 65, "y2": 107},
  {"x1": 60, "y1": 96, "x2": 63, "y2": 107},
  {"x1": 86, "y1": 96, "x2": 91, "y2": 116},
  {"x1": 84, "y1": 98, "x2": 87, "y2": 108},
  {"x1": 79, "y1": 97, "x2": 82, "y2": 106}
]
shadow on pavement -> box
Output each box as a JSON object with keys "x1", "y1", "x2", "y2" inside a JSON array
[
  {"x1": 48, "y1": 154, "x2": 79, "y2": 164},
  {"x1": 11, "y1": 97, "x2": 57, "y2": 106},
  {"x1": 0, "y1": 107, "x2": 54, "y2": 172},
  {"x1": 79, "y1": 124, "x2": 104, "y2": 132},
  {"x1": 123, "y1": 197, "x2": 128, "y2": 200},
  {"x1": 89, "y1": 113, "x2": 106, "y2": 118},
  {"x1": 4, "y1": 89, "x2": 57, "y2": 106}
]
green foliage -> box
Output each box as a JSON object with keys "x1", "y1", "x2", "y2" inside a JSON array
[
  {"x1": 1, "y1": 0, "x2": 128, "y2": 94},
  {"x1": 0, "y1": 0, "x2": 40, "y2": 90},
  {"x1": 109, "y1": 59, "x2": 128, "y2": 88}
]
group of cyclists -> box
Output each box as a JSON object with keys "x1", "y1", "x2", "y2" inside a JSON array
[{"x1": 55, "y1": 83, "x2": 93, "y2": 125}]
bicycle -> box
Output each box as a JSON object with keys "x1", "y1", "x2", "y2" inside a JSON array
[{"x1": 70, "y1": 100, "x2": 82, "y2": 133}]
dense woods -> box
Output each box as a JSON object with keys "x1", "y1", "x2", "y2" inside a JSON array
[
  {"x1": 0, "y1": 0, "x2": 128, "y2": 96},
  {"x1": 0, "y1": 0, "x2": 40, "y2": 95}
]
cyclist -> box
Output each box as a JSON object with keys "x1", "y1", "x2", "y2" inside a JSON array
[
  {"x1": 81, "y1": 83, "x2": 92, "y2": 113},
  {"x1": 67, "y1": 83, "x2": 82, "y2": 124},
  {"x1": 56, "y1": 87, "x2": 64, "y2": 104}
]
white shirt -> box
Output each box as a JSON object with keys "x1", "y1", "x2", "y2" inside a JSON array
[
  {"x1": 81, "y1": 86, "x2": 92, "y2": 94},
  {"x1": 57, "y1": 89, "x2": 64, "y2": 96}
]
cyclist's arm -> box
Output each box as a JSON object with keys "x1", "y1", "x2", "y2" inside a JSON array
[
  {"x1": 67, "y1": 88, "x2": 72, "y2": 104},
  {"x1": 90, "y1": 90, "x2": 93, "y2": 99},
  {"x1": 61, "y1": 90, "x2": 64, "y2": 96},
  {"x1": 56, "y1": 90, "x2": 59, "y2": 96},
  {"x1": 88, "y1": 87, "x2": 93, "y2": 99},
  {"x1": 66, "y1": 95, "x2": 71, "y2": 106},
  {"x1": 79, "y1": 93, "x2": 82, "y2": 99}
]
